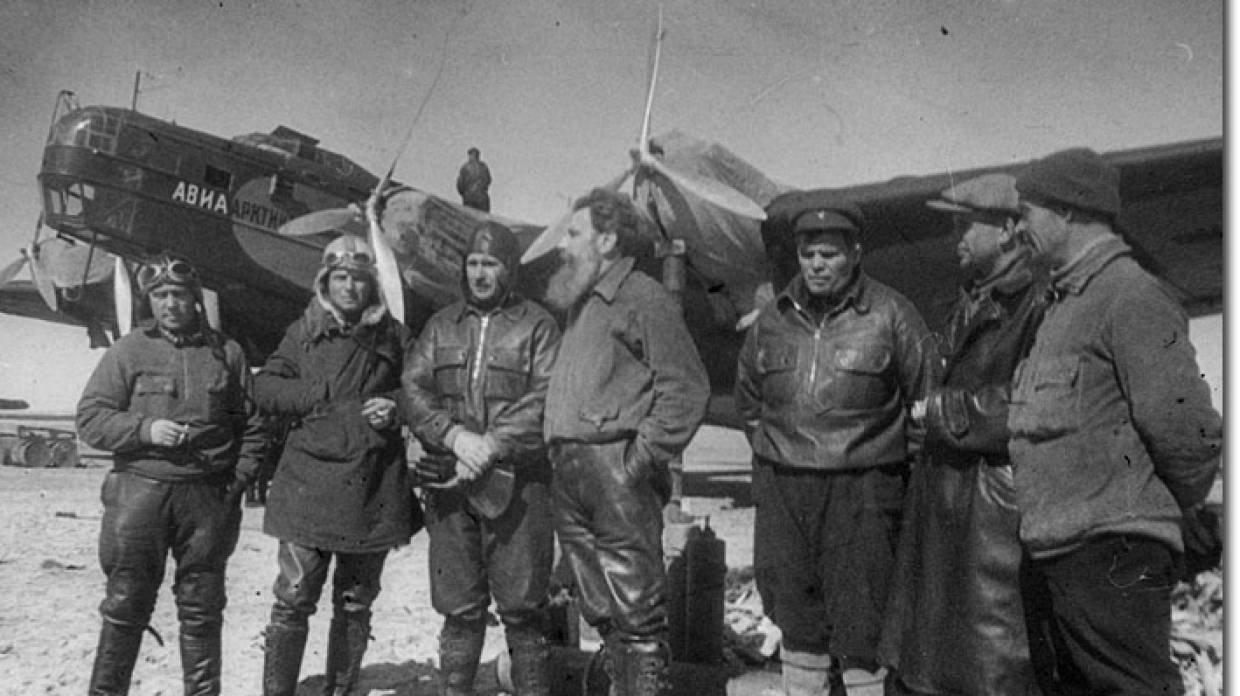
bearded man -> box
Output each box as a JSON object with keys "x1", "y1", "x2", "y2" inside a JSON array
[
  {"x1": 534, "y1": 187, "x2": 709, "y2": 696},
  {"x1": 879, "y1": 174, "x2": 1048, "y2": 695}
]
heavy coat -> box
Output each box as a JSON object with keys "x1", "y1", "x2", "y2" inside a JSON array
[
  {"x1": 880, "y1": 261, "x2": 1047, "y2": 695},
  {"x1": 77, "y1": 322, "x2": 265, "y2": 483},
  {"x1": 255, "y1": 296, "x2": 418, "y2": 553},
  {"x1": 1009, "y1": 236, "x2": 1221, "y2": 557}
]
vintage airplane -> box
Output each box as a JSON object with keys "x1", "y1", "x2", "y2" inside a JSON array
[
  {"x1": 23, "y1": 10, "x2": 1224, "y2": 430},
  {"x1": 29, "y1": 96, "x2": 1223, "y2": 425}
]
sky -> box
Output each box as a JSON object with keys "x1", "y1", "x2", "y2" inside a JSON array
[{"x1": 0, "y1": 0, "x2": 1225, "y2": 411}]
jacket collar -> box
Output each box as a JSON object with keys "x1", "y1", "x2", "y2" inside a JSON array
[
  {"x1": 1049, "y1": 234, "x2": 1129, "y2": 299},
  {"x1": 140, "y1": 320, "x2": 211, "y2": 347},
  {"x1": 454, "y1": 292, "x2": 530, "y2": 323},
  {"x1": 590, "y1": 256, "x2": 636, "y2": 304},
  {"x1": 302, "y1": 298, "x2": 387, "y2": 341}
]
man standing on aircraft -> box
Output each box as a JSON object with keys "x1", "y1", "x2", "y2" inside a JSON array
[
  {"x1": 1007, "y1": 148, "x2": 1221, "y2": 695},
  {"x1": 457, "y1": 146, "x2": 492, "y2": 212},
  {"x1": 734, "y1": 201, "x2": 930, "y2": 696},
  {"x1": 402, "y1": 221, "x2": 561, "y2": 696},
  {"x1": 254, "y1": 235, "x2": 419, "y2": 696},
  {"x1": 879, "y1": 174, "x2": 1047, "y2": 695},
  {"x1": 538, "y1": 188, "x2": 709, "y2": 696},
  {"x1": 77, "y1": 254, "x2": 265, "y2": 695}
]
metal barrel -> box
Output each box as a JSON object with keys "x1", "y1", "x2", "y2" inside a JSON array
[
  {"x1": 0, "y1": 434, "x2": 17, "y2": 465},
  {"x1": 50, "y1": 439, "x2": 79, "y2": 468},
  {"x1": 12, "y1": 437, "x2": 52, "y2": 468}
]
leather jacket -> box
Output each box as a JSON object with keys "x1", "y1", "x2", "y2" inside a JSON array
[
  {"x1": 923, "y1": 262, "x2": 1048, "y2": 457},
  {"x1": 403, "y1": 294, "x2": 560, "y2": 467},
  {"x1": 736, "y1": 272, "x2": 931, "y2": 471}
]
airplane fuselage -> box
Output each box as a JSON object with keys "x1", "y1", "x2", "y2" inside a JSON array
[{"x1": 38, "y1": 106, "x2": 379, "y2": 357}]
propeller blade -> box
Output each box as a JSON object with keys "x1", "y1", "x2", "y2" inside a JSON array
[
  {"x1": 520, "y1": 210, "x2": 572, "y2": 265},
  {"x1": 643, "y1": 158, "x2": 767, "y2": 220},
  {"x1": 638, "y1": 6, "x2": 665, "y2": 158},
  {"x1": 277, "y1": 207, "x2": 364, "y2": 237},
  {"x1": 113, "y1": 255, "x2": 133, "y2": 337},
  {"x1": 25, "y1": 247, "x2": 58, "y2": 312},
  {"x1": 366, "y1": 191, "x2": 406, "y2": 324},
  {"x1": 201, "y1": 287, "x2": 222, "y2": 331},
  {"x1": 0, "y1": 256, "x2": 25, "y2": 286}
]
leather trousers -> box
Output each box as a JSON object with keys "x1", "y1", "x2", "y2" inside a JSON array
[
  {"x1": 550, "y1": 440, "x2": 668, "y2": 640},
  {"x1": 90, "y1": 471, "x2": 241, "y2": 695}
]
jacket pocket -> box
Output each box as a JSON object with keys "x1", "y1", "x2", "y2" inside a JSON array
[
  {"x1": 756, "y1": 342, "x2": 797, "y2": 404},
  {"x1": 433, "y1": 346, "x2": 469, "y2": 397},
  {"x1": 1009, "y1": 356, "x2": 1081, "y2": 441},
  {"x1": 821, "y1": 344, "x2": 893, "y2": 410},
  {"x1": 484, "y1": 348, "x2": 529, "y2": 400},
  {"x1": 578, "y1": 403, "x2": 618, "y2": 432},
  {"x1": 133, "y1": 374, "x2": 177, "y2": 413}
]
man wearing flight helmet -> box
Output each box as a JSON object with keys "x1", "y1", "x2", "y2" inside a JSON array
[
  {"x1": 254, "y1": 235, "x2": 419, "y2": 696},
  {"x1": 77, "y1": 254, "x2": 266, "y2": 695},
  {"x1": 735, "y1": 201, "x2": 931, "y2": 695},
  {"x1": 403, "y1": 220, "x2": 561, "y2": 696}
]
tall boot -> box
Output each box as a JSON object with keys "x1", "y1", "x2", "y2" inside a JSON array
[
  {"x1": 180, "y1": 624, "x2": 223, "y2": 696},
  {"x1": 617, "y1": 639, "x2": 672, "y2": 696},
  {"x1": 263, "y1": 606, "x2": 309, "y2": 696},
  {"x1": 88, "y1": 619, "x2": 144, "y2": 696},
  {"x1": 505, "y1": 624, "x2": 551, "y2": 696},
  {"x1": 324, "y1": 610, "x2": 371, "y2": 696},
  {"x1": 439, "y1": 616, "x2": 486, "y2": 696}
]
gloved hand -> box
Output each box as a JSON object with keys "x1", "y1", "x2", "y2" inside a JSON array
[{"x1": 223, "y1": 477, "x2": 249, "y2": 507}]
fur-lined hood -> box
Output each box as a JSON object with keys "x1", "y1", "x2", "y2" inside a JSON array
[{"x1": 307, "y1": 264, "x2": 389, "y2": 337}]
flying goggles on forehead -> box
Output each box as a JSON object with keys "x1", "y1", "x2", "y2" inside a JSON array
[
  {"x1": 324, "y1": 250, "x2": 373, "y2": 267},
  {"x1": 137, "y1": 256, "x2": 199, "y2": 290}
]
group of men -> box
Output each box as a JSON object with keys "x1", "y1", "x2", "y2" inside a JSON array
[
  {"x1": 75, "y1": 146, "x2": 1220, "y2": 696},
  {"x1": 77, "y1": 186, "x2": 707, "y2": 696},
  {"x1": 737, "y1": 148, "x2": 1220, "y2": 696}
]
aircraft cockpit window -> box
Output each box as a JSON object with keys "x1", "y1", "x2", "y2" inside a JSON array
[
  {"x1": 47, "y1": 109, "x2": 120, "y2": 154},
  {"x1": 43, "y1": 180, "x2": 96, "y2": 220},
  {"x1": 204, "y1": 165, "x2": 232, "y2": 190}
]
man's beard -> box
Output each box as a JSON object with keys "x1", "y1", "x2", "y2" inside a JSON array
[{"x1": 545, "y1": 248, "x2": 601, "y2": 311}]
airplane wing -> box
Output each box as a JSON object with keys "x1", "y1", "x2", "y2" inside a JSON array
[
  {"x1": 0, "y1": 238, "x2": 120, "y2": 348},
  {"x1": 0, "y1": 279, "x2": 116, "y2": 348},
  {"x1": 762, "y1": 137, "x2": 1223, "y2": 331}
]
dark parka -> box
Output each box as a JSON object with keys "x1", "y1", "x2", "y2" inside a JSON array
[
  {"x1": 255, "y1": 295, "x2": 417, "y2": 553},
  {"x1": 880, "y1": 260, "x2": 1048, "y2": 695}
]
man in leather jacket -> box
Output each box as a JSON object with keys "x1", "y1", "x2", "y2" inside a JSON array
[
  {"x1": 77, "y1": 255, "x2": 265, "y2": 695},
  {"x1": 403, "y1": 221, "x2": 561, "y2": 696},
  {"x1": 880, "y1": 174, "x2": 1047, "y2": 695},
  {"x1": 534, "y1": 188, "x2": 709, "y2": 696},
  {"x1": 254, "y1": 235, "x2": 418, "y2": 696},
  {"x1": 735, "y1": 201, "x2": 930, "y2": 695}
]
